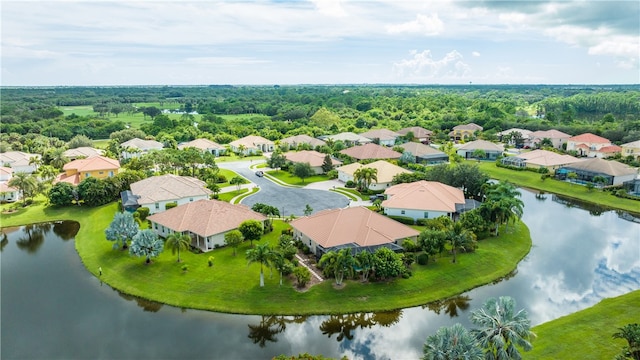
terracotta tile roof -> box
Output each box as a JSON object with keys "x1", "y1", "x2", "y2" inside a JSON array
[
  {"x1": 290, "y1": 206, "x2": 419, "y2": 248},
  {"x1": 121, "y1": 138, "x2": 164, "y2": 150},
  {"x1": 280, "y1": 134, "x2": 327, "y2": 148},
  {"x1": 530, "y1": 129, "x2": 571, "y2": 139},
  {"x1": 63, "y1": 147, "x2": 104, "y2": 159},
  {"x1": 453, "y1": 123, "x2": 483, "y2": 131},
  {"x1": 130, "y1": 174, "x2": 211, "y2": 204},
  {"x1": 148, "y1": 199, "x2": 267, "y2": 238},
  {"x1": 397, "y1": 126, "x2": 433, "y2": 139},
  {"x1": 178, "y1": 138, "x2": 225, "y2": 151},
  {"x1": 516, "y1": 150, "x2": 581, "y2": 167},
  {"x1": 568, "y1": 133, "x2": 611, "y2": 144},
  {"x1": 337, "y1": 160, "x2": 411, "y2": 183},
  {"x1": 340, "y1": 143, "x2": 402, "y2": 160},
  {"x1": 283, "y1": 150, "x2": 342, "y2": 168},
  {"x1": 597, "y1": 145, "x2": 622, "y2": 153},
  {"x1": 458, "y1": 140, "x2": 504, "y2": 151},
  {"x1": 383, "y1": 181, "x2": 465, "y2": 212},
  {"x1": 399, "y1": 142, "x2": 446, "y2": 158},
  {"x1": 359, "y1": 129, "x2": 400, "y2": 141},
  {"x1": 62, "y1": 156, "x2": 120, "y2": 173},
  {"x1": 55, "y1": 173, "x2": 81, "y2": 185},
  {"x1": 0, "y1": 182, "x2": 18, "y2": 193},
  {"x1": 229, "y1": 135, "x2": 274, "y2": 148},
  {"x1": 563, "y1": 158, "x2": 638, "y2": 177},
  {"x1": 575, "y1": 144, "x2": 590, "y2": 149}
]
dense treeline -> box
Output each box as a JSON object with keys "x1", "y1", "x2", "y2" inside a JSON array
[{"x1": 1, "y1": 84, "x2": 639, "y2": 144}]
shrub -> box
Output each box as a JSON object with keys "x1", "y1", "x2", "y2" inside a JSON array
[
  {"x1": 165, "y1": 202, "x2": 178, "y2": 210},
  {"x1": 326, "y1": 169, "x2": 338, "y2": 179},
  {"x1": 387, "y1": 215, "x2": 415, "y2": 225},
  {"x1": 281, "y1": 228, "x2": 293, "y2": 236},
  {"x1": 208, "y1": 256, "x2": 214, "y2": 267},
  {"x1": 345, "y1": 180, "x2": 356, "y2": 188},
  {"x1": 181, "y1": 264, "x2": 188, "y2": 272},
  {"x1": 216, "y1": 174, "x2": 227, "y2": 183},
  {"x1": 136, "y1": 207, "x2": 150, "y2": 221},
  {"x1": 417, "y1": 253, "x2": 429, "y2": 265}
]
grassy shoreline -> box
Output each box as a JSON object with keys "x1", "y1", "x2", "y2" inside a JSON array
[{"x1": 1, "y1": 201, "x2": 531, "y2": 315}]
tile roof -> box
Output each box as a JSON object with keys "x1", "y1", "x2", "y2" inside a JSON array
[
  {"x1": 359, "y1": 129, "x2": 400, "y2": 141},
  {"x1": 382, "y1": 181, "x2": 465, "y2": 212},
  {"x1": 563, "y1": 158, "x2": 638, "y2": 177},
  {"x1": 130, "y1": 174, "x2": 211, "y2": 203},
  {"x1": 280, "y1": 134, "x2": 327, "y2": 148},
  {"x1": 496, "y1": 128, "x2": 533, "y2": 138},
  {"x1": 453, "y1": 123, "x2": 483, "y2": 131},
  {"x1": 62, "y1": 156, "x2": 120, "y2": 172},
  {"x1": 337, "y1": 160, "x2": 411, "y2": 183},
  {"x1": 399, "y1": 142, "x2": 446, "y2": 158},
  {"x1": 530, "y1": 129, "x2": 571, "y2": 139},
  {"x1": 568, "y1": 133, "x2": 611, "y2": 144},
  {"x1": 515, "y1": 150, "x2": 581, "y2": 167},
  {"x1": 283, "y1": 150, "x2": 342, "y2": 168},
  {"x1": 597, "y1": 145, "x2": 622, "y2": 153},
  {"x1": 63, "y1": 147, "x2": 105, "y2": 159},
  {"x1": 229, "y1": 135, "x2": 274, "y2": 148},
  {"x1": 397, "y1": 126, "x2": 433, "y2": 139},
  {"x1": 340, "y1": 143, "x2": 402, "y2": 160},
  {"x1": 290, "y1": 206, "x2": 419, "y2": 248},
  {"x1": 324, "y1": 132, "x2": 373, "y2": 143},
  {"x1": 0, "y1": 151, "x2": 41, "y2": 167},
  {"x1": 147, "y1": 199, "x2": 267, "y2": 238},
  {"x1": 178, "y1": 138, "x2": 225, "y2": 151},
  {"x1": 121, "y1": 138, "x2": 164, "y2": 150},
  {"x1": 0, "y1": 182, "x2": 18, "y2": 193},
  {"x1": 458, "y1": 140, "x2": 504, "y2": 151},
  {"x1": 622, "y1": 140, "x2": 640, "y2": 149},
  {"x1": 0, "y1": 166, "x2": 13, "y2": 176}
]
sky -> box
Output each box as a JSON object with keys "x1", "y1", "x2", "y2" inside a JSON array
[{"x1": 1, "y1": 0, "x2": 639, "y2": 86}]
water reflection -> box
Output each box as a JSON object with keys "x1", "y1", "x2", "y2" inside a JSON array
[
  {"x1": 117, "y1": 290, "x2": 165, "y2": 312},
  {"x1": 15, "y1": 223, "x2": 49, "y2": 253},
  {"x1": 320, "y1": 310, "x2": 403, "y2": 342},
  {"x1": 423, "y1": 295, "x2": 471, "y2": 318},
  {"x1": 247, "y1": 315, "x2": 308, "y2": 347}
]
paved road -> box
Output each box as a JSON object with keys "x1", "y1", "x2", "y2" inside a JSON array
[{"x1": 218, "y1": 160, "x2": 350, "y2": 216}]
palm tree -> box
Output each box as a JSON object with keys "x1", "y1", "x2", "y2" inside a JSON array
[
  {"x1": 353, "y1": 167, "x2": 378, "y2": 191},
  {"x1": 422, "y1": 323, "x2": 483, "y2": 360},
  {"x1": 470, "y1": 296, "x2": 535, "y2": 360},
  {"x1": 129, "y1": 229, "x2": 165, "y2": 264},
  {"x1": 230, "y1": 176, "x2": 246, "y2": 193},
  {"x1": 165, "y1": 233, "x2": 191, "y2": 262},
  {"x1": 355, "y1": 251, "x2": 374, "y2": 282},
  {"x1": 8, "y1": 172, "x2": 37, "y2": 206},
  {"x1": 246, "y1": 243, "x2": 272, "y2": 287},
  {"x1": 613, "y1": 323, "x2": 640, "y2": 360},
  {"x1": 38, "y1": 165, "x2": 58, "y2": 184},
  {"x1": 481, "y1": 182, "x2": 524, "y2": 236},
  {"x1": 448, "y1": 221, "x2": 476, "y2": 264},
  {"x1": 319, "y1": 248, "x2": 355, "y2": 286},
  {"x1": 48, "y1": 148, "x2": 69, "y2": 169},
  {"x1": 269, "y1": 250, "x2": 288, "y2": 286}
]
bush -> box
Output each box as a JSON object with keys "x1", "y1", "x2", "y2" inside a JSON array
[
  {"x1": 345, "y1": 180, "x2": 356, "y2": 188},
  {"x1": 208, "y1": 256, "x2": 214, "y2": 267},
  {"x1": 326, "y1": 169, "x2": 338, "y2": 179},
  {"x1": 136, "y1": 207, "x2": 150, "y2": 221},
  {"x1": 216, "y1": 174, "x2": 227, "y2": 183},
  {"x1": 417, "y1": 253, "x2": 429, "y2": 265},
  {"x1": 165, "y1": 202, "x2": 178, "y2": 210},
  {"x1": 387, "y1": 215, "x2": 415, "y2": 225},
  {"x1": 416, "y1": 218, "x2": 431, "y2": 226},
  {"x1": 281, "y1": 228, "x2": 293, "y2": 236}
]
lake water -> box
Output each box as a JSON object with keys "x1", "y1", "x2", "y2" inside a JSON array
[{"x1": 2, "y1": 190, "x2": 639, "y2": 359}]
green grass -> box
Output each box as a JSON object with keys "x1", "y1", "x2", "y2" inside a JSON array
[
  {"x1": 217, "y1": 188, "x2": 249, "y2": 202},
  {"x1": 335, "y1": 187, "x2": 369, "y2": 200},
  {"x1": 472, "y1": 161, "x2": 640, "y2": 214},
  {"x1": 266, "y1": 170, "x2": 330, "y2": 186},
  {"x1": 1, "y1": 200, "x2": 532, "y2": 315},
  {"x1": 526, "y1": 290, "x2": 640, "y2": 359}
]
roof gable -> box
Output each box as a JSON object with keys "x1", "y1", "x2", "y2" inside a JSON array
[
  {"x1": 458, "y1": 140, "x2": 504, "y2": 151},
  {"x1": 568, "y1": 133, "x2": 611, "y2": 144},
  {"x1": 63, "y1": 155, "x2": 120, "y2": 172},
  {"x1": 563, "y1": 158, "x2": 638, "y2": 177},
  {"x1": 178, "y1": 138, "x2": 225, "y2": 150},
  {"x1": 337, "y1": 160, "x2": 411, "y2": 183}
]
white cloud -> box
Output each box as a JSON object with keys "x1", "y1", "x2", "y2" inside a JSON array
[
  {"x1": 309, "y1": 0, "x2": 347, "y2": 17},
  {"x1": 392, "y1": 49, "x2": 471, "y2": 81},
  {"x1": 472, "y1": 51, "x2": 481, "y2": 57},
  {"x1": 185, "y1": 57, "x2": 270, "y2": 66},
  {"x1": 386, "y1": 13, "x2": 444, "y2": 36}
]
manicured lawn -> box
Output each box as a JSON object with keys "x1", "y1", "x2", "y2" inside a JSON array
[
  {"x1": 266, "y1": 170, "x2": 330, "y2": 186},
  {"x1": 1, "y1": 202, "x2": 532, "y2": 315},
  {"x1": 526, "y1": 290, "x2": 640, "y2": 359},
  {"x1": 335, "y1": 187, "x2": 369, "y2": 200},
  {"x1": 472, "y1": 161, "x2": 640, "y2": 214},
  {"x1": 217, "y1": 188, "x2": 249, "y2": 202}
]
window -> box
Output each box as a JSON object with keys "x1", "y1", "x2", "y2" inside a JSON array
[
  {"x1": 109, "y1": 171, "x2": 114, "y2": 177},
  {"x1": 154, "y1": 223, "x2": 158, "y2": 230},
  {"x1": 99, "y1": 171, "x2": 104, "y2": 175},
  {"x1": 424, "y1": 212, "x2": 429, "y2": 218},
  {"x1": 155, "y1": 203, "x2": 160, "y2": 210},
  {"x1": 401, "y1": 210, "x2": 405, "y2": 215},
  {"x1": 85, "y1": 173, "x2": 90, "y2": 178},
  {"x1": 190, "y1": 198, "x2": 194, "y2": 202}
]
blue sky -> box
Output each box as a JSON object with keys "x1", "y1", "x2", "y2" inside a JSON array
[{"x1": 2, "y1": 0, "x2": 638, "y2": 86}]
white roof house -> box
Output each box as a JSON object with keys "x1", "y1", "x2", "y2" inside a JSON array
[
  {"x1": 178, "y1": 138, "x2": 226, "y2": 156},
  {"x1": 63, "y1": 147, "x2": 105, "y2": 160},
  {"x1": 0, "y1": 151, "x2": 41, "y2": 174},
  {"x1": 129, "y1": 174, "x2": 212, "y2": 214},
  {"x1": 121, "y1": 138, "x2": 164, "y2": 159},
  {"x1": 229, "y1": 135, "x2": 274, "y2": 155},
  {"x1": 336, "y1": 160, "x2": 411, "y2": 191}
]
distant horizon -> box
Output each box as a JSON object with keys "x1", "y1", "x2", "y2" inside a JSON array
[{"x1": 2, "y1": 1, "x2": 638, "y2": 86}]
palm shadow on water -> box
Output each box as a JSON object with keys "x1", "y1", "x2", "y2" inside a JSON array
[
  {"x1": 320, "y1": 310, "x2": 403, "y2": 342},
  {"x1": 15, "y1": 223, "x2": 49, "y2": 254},
  {"x1": 424, "y1": 295, "x2": 472, "y2": 318},
  {"x1": 247, "y1": 315, "x2": 308, "y2": 348}
]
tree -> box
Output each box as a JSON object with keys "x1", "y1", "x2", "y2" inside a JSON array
[
  {"x1": 423, "y1": 323, "x2": 483, "y2": 360},
  {"x1": 303, "y1": 204, "x2": 313, "y2": 216},
  {"x1": 48, "y1": 182, "x2": 75, "y2": 206},
  {"x1": 105, "y1": 212, "x2": 140, "y2": 250},
  {"x1": 239, "y1": 219, "x2": 263, "y2": 247},
  {"x1": 470, "y1": 296, "x2": 535, "y2": 360},
  {"x1": 567, "y1": 171, "x2": 578, "y2": 184},
  {"x1": 224, "y1": 229, "x2": 244, "y2": 256},
  {"x1": 355, "y1": 251, "x2": 374, "y2": 282},
  {"x1": 77, "y1": 177, "x2": 112, "y2": 207},
  {"x1": 321, "y1": 154, "x2": 334, "y2": 173},
  {"x1": 418, "y1": 228, "x2": 448, "y2": 264},
  {"x1": 246, "y1": 243, "x2": 272, "y2": 287},
  {"x1": 448, "y1": 222, "x2": 476, "y2": 264},
  {"x1": 8, "y1": 172, "x2": 38, "y2": 206},
  {"x1": 67, "y1": 134, "x2": 94, "y2": 149},
  {"x1": 293, "y1": 162, "x2": 313, "y2": 183},
  {"x1": 129, "y1": 229, "x2": 164, "y2": 264},
  {"x1": 400, "y1": 151, "x2": 415, "y2": 164},
  {"x1": 353, "y1": 167, "x2": 378, "y2": 191},
  {"x1": 165, "y1": 233, "x2": 191, "y2": 262},
  {"x1": 293, "y1": 266, "x2": 311, "y2": 287},
  {"x1": 472, "y1": 149, "x2": 486, "y2": 160},
  {"x1": 319, "y1": 249, "x2": 355, "y2": 286},
  {"x1": 613, "y1": 323, "x2": 640, "y2": 360},
  {"x1": 269, "y1": 250, "x2": 289, "y2": 286},
  {"x1": 230, "y1": 176, "x2": 246, "y2": 193},
  {"x1": 47, "y1": 147, "x2": 69, "y2": 169},
  {"x1": 268, "y1": 150, "x2": 286, "y2": 171},
  {"x1": 372, "y1": 247, "x2": 404, "y2": 280},
  {"x1": 480, "y1": 182, "x2": 524, "y2": 236}
]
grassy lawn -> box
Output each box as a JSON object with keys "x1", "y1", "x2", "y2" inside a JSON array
[
  {"x1": 266, "y1": 170, "x2": 330, "y2": 186},
  {"x1": 217, "y1": 188, "x2": 249, "y2": 202},
  {"x1": 335, "y1": 187, "x2": 369, "y2": 200},
  {"x1": 526, "y1": 290, "x2": 640, "y2": 359},
  {"x1": 472, "y1": 161, "x2": 640, "y2": 214},
  {"x1": 1, "y1": 201, "x2": 532, "y2": 315}
]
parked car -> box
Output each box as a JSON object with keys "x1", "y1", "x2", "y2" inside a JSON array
[
  {"x1": 255, "y1": 171, "x2": 264, "y2": 177},
  {"x1": 369, "y1": 194, "x2": 385, "y2": 201}
]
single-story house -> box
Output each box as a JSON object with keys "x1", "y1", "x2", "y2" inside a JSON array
[
  {"x1": 121, "y1": 138, "x2": 164, "y2": 159},
  {"x1": 500, "y1": 149, "x2": 582, "y2": 171},
  {"x1": 566, "y1": 133, "x2": 616, "y2": 158},
  {"x1": 279, "y1": 134, "x2": 327, "y2": 150},
  {"x1": 496, "y1": 128, "x2": 533, "y2": 148},
  {"x1": 283, "y1": 150, "x2": 342, "y2": 174},
  {"x1": 178, "y1": 138, "x2": 226, "y2": 156},
  {"x1": 63, "y1": 147, "x2": 105, "y2": 160},
  {"x1": 337, "y1": 160, "x2": 411, "y2": 191},
  {"x1": 322, "y1": 132, "x2": 372, "y2": 147},
  {"x1": 382, "y1": 181, "x2": 466, "y2": 221},
  {"x1": 449, "y1": 123, "x2": 483, "y2": 141},
  {"x1": 556, "y1": 158, "x2": 638, "y2": 186},
  {"x1": 148, "y1": 199, "x2": 267, "y2": 252},
  {"x1": 290, "y1": 206, "x2": 419, "y2": 258},
  {"x1": 229, "y1": 135, "x2": 274, "y2": 155},
  {"x1": 0, "y1": 151, "x2": 41, "y2": 174},
  {"x1": 339, "y1": 143, "x2": 402, "y2": 161},
  {"x1": 359, "y1": 129, "x2": 401, "y2": 147},
  {"x1": 529, "y1": 129, "x2": 571, "y2": 149},
  {"x1": 55, "y1": 155, "x2": 120, "y2": 185},
  {"x1": 621, "y1": 140, "x2": 640, "y2": 161},
  {"x1": 456, "y1": 140, "x2": 504, "y2": 160},
  {"x1": 397, "y1": 126, "x2": 433, "y2": 143},
  {"x1": 0, "y1": 166, "x2": 19, "y2": 202},
  {"x1": 399, "y1": 142, "x2": 448, "y2": 165},
  {"x1": 128, "y1": 174, "x2": 212, "y2": 214}
]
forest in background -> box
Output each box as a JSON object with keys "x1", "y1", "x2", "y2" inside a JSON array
[{"x1": 1, "y1": 84, "x2": 639, "y2": 149}]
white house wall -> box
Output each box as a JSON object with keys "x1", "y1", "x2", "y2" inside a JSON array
[
  {"x1": 141, "y1": 195, "x2": 210, "y2": 215},
  {"x1": 384, "y1": 207, "x2": 449, "y2": 221},
  {"x1": 614, "y1": 174, "x2": 637, "y2": 186}
]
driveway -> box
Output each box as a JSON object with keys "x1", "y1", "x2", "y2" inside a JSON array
[{"x1": 218, "y1": 160, "x2": 350, "y2": 216}]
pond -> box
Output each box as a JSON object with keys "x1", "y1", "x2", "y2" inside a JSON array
[{"x1": 2, "y1": 189, "x2": 639, "y2": 359}]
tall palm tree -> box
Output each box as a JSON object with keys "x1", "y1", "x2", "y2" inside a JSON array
[
  {"x1": 448, "y1": 222, "x2": 476, "y2": 264},
  {"x1": 613, "y1": 323, "x2": 640, "y2": 360},
  {"x1": 165, "y1": 233, "x2": 191, "y2": 262},
  {"x1": 246, "y1": 243, "x2": 272, "y2": 287},
  {"x1": 319, "y1": 248, "x2": 355, "y2": 286},
  {"x1": 353, "y1": 167, "x2": 378, "y2": 191},
  {"x1": 422, "y1": 323, "x2": 483, "y2": 360},
  {"x1": 470, "y1": 296, "x2": 535, "y2": 360},
  {"x1": 48, "y1": 148, "x2": 69, "y2": 169},
  {"x1": 269, "y1": 250, "x2": 287, "y2": 286},
  {"x1": 8, "y1": 172, "x2": 37, "y2": 206},
  {"x1": 481, "y1": 182, "x2": 524, "y2": 236}
]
